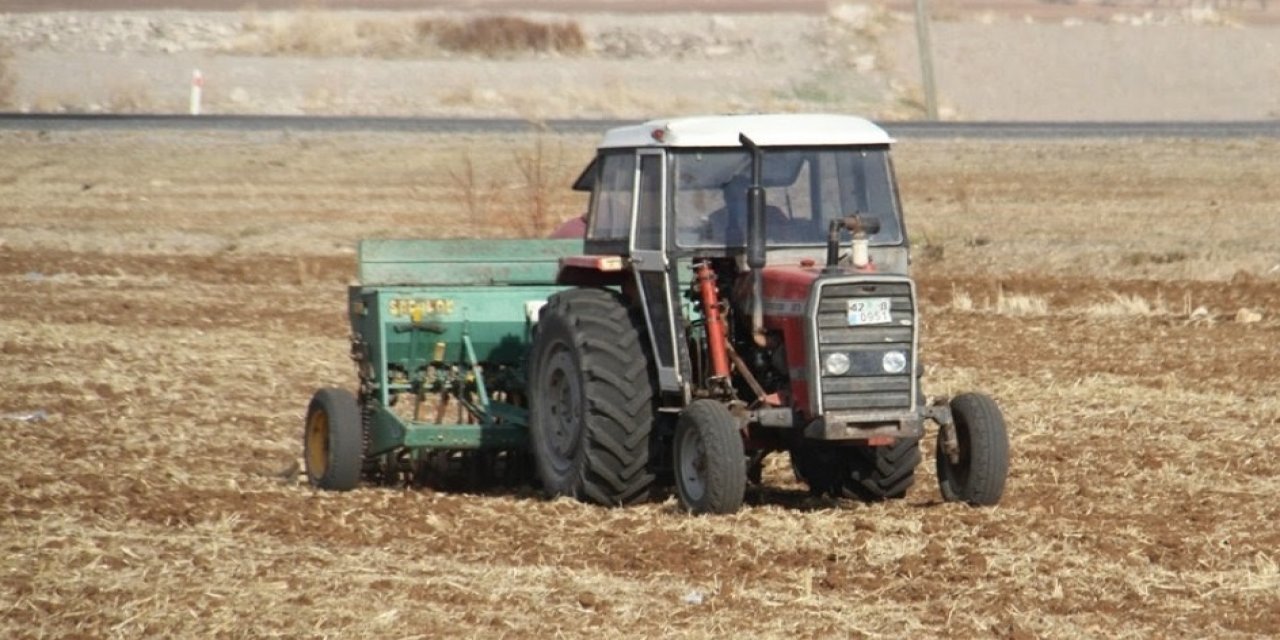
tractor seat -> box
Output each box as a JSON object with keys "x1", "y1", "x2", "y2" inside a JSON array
[{"x1": 704, "y1": 205, "x2": 805, "y2": 245}]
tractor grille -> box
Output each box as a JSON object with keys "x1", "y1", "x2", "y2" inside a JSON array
[{"x1": 814, "y1": 280, "x2": 915, "y2": 415}]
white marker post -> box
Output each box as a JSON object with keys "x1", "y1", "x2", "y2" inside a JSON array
[{"x1": 190, "y1": 69, "x2": 204, "y2": 116}]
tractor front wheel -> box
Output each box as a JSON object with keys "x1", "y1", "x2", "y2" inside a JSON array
[
  {"x1": 673, "y1": 400, "x2": 746, "y2": 515},
  {"x1": 528, "y1": 288, "x2": 655, "y2": 506},
  {"x1": 937, "y1": 392, "x2": 1009, "y2": 506},
  {"x1": 303, "y1": 387, "x2": 363, "y2": 491}
]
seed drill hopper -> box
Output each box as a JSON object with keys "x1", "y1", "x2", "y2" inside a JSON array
[{"x1": 304, "y1": 238, "x2": 575, "y2": 489}]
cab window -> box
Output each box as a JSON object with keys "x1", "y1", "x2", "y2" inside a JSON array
[{"x1": 588, "y1": 153, "x2": 635, "y2": 240}]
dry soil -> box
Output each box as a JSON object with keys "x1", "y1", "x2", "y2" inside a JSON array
[{"x1": 1, "y1": 129, "x2": 1277, "y2": 638}]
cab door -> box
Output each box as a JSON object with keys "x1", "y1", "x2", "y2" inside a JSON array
[{"x1": 629, "y1": 150, "x2": 686, "y2": 397}]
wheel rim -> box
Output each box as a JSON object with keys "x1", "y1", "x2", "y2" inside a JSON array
[
  {"x1": 677, "y1": 425, "x2": 708, "y2": 503},
  {"x1": 543, "y1": 346, "x2": 583, "y2": 474},
  {"x1": 306, "y1": 409, "x2": 329, "y2": 478}
]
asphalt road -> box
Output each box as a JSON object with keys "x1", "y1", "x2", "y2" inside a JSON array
[{"x1": 2, "y1": 113, "x2": 1279, "y2": 139}]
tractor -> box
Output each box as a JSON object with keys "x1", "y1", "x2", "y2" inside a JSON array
[{"x1": 303, "y1": 114, "x2": 1010, "y2": 514}]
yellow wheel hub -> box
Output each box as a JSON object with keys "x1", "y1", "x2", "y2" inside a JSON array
[{"x1": 306, "y1": 410, "x2": 330, "y2": 478}]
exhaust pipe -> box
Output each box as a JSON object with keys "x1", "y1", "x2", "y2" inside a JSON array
[{"x1": 739, "y1": 133, "x2": 768, "y2": 348}]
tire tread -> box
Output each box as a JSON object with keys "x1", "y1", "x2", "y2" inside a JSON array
[
  {"x1": 845, "y1": 438, "x2": 921, "y2": 501},
  {"x1": 675, "y1": 400, "x2": 746, "y2": 514},
  {"x1": 937, "y1": 392, "x2": 1009, "y2": 506},
  {"x1": 304, "y1": 387, "x2": 363, "y2": 492},
  {"x1": 530, "y1": 288, "x2": 655, "y2": 505}
]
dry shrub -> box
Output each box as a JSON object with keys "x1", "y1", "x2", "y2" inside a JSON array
[
  {"x1": 426, "y1": 16, "x2": 586, "y2": 56},
  {"x1": 0, "y1": 46, "x2": 16, "y2": 109},
  {"x1": 447, "y1": 151, "x2": 502, "y2": 228},
  {"x1": 449, "y1": 135, "x2": 578, "y2": 238},
  {"x1": 236, "y1": 12, "x2": 584, "y2": 59},
  {"x1": 510, "y1": 135, "x2": 573, "y2": 236}
]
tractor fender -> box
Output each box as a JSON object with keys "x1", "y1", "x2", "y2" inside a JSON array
[{"x1": 555, "y1": 255, "x2": 629, "y2": 287}]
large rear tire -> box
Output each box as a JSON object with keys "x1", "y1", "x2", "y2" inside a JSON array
[
  {"x1": 528, "y1": 288, "x2": 655, "y2": 506},
  {"x1": 789, "y1": 444, "x2": 844, "y2": 497},
  {"x1": 673, "y1": 400, "x2": 746, "y2": 515},
  {"x1": 844, "y1": 437, "x2": 921, "y2": 501},
  {"x1": 791, "y1": 438, "x2": 919, "y2": 501},
  {"x1": 937, "y1": 392, "x2": 1009, "y2": 506},
  {"x1": 303, "y1": 387, "x2": 363, "y2": 491}
]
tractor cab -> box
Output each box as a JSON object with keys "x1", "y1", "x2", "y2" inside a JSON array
[{"x1": 571, "y1": 114, "x2": 910, "y2": 273}]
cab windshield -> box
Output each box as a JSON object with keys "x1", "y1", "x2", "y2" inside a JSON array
[{"x1": 671, "y1": 147, "x2": 903, "y2": 248}]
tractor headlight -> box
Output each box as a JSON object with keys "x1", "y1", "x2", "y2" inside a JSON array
[
  {"x1": 882, "y1": 350, "x2": 907, "y2": 374},
  {"x1": 823, "y1": 352, "x2": 851, "y2": 376}
]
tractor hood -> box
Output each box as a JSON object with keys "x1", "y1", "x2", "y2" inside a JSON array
[{"x1": 760, "y1": 264, "x2": 824, "y2": 313}]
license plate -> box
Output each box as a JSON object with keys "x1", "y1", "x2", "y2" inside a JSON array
[{"x1": 847, "y1": 298, "x2": 892, "y2": 325}]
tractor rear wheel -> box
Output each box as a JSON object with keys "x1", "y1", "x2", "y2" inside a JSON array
[
  {"x1": 673, "y1": 400, "x2": 746, "y2": 515},
  {"x1": 843, "y1": 438, "x2": 921, "y2": 501},
  {"x1": 937, "y1": 393, "x2": 1009, "y2": 506},
  {"x1": 791, "y1": 438, "x2": 920, "y2": 500},
  {"x1": 303, "y1": 387, "x2": 363, "y2": 491},
  {"x1": 529, "y1": 288, "x2": 655, "y2": 506}
]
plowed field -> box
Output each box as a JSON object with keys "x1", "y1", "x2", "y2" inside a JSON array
[{"x1": 2, "y1": 131, "x2": 1278, "y2": 638}]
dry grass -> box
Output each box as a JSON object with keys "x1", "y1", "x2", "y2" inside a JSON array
[
  {"x1": 2, "y1": 132, "x2": 1277, "y2": 277},
  {"x1": 1, "y1": 131, "x2": 1278, "y2": 637},
  {"x1": 896, "y1": 138, "x2": 1280, "y2": 280},
  {"x1": 995, "y1": 290, "x2": 1049, "y2": 315},
  {"x1": 1084, "y1": 291, "x2": 1170, "y2": 317},
  {"x1": 949, "y1": 286, "x2": 974, "y2": 311},
  {"x1": 946, "y1": 284, "x2": 1050, "y2": 315},
  {"x1": 0, "y1": 130, "x2": 597, "y2": 254}
]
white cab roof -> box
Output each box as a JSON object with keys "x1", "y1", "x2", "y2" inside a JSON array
[{"x1": 597, "y1": 113, "x2": 893, "y2": 149}]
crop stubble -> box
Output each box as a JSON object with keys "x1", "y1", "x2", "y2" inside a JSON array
[{"x1": 0, "y1": 130, "x2": 1277, "y2": 638}]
